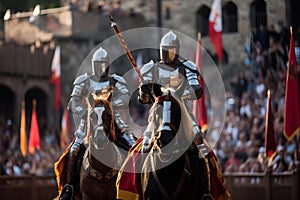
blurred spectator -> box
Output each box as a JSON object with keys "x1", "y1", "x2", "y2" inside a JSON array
[
  {"x1": 253, "y1": 24, "x2": 269, "y2": 51},
  {"x1": 224, "y1": 152, "x2": 240, "y2": 173},
  {"x1": 295, "y1": 39, "x2": 300, "y2": 65},
  {"x1": 230, "y1": 71, "x2": 248, "y2": 100},
  {"x1": 257, "y1": 146, "x2": 267, "y2": 172},
  {"x1": 272, "y1": 145, "x2": 289, "y2": 173},
  {"x1": 235, "y1": 132, "x2": 249, "y2": 162}
]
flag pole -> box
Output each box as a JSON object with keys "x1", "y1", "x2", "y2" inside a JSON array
[
  {"x1": 218, "y1": 56, "x2": 223, "y2": 75},
  {"x1": 218, "y1": 37, "x2": 223, "y2": 75}
]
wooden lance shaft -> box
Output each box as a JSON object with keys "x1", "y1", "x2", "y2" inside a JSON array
[{"x1": 108, "y1": 13, "x2": 145, "y2": 82}]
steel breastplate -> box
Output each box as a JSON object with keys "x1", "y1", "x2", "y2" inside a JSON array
[
  {"x1": 87, "y1": 79, "x2": 111, "y2": 107},
  {"x1": 89, "y1": 79, "x2": 110, "y2": 94},
  {"x1": 155, "y1": 65, "x2": 185, "y2": 91}
]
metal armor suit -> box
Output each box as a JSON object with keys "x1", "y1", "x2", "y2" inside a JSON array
[
  {"x1": 59, "y1": 47, "x2": 135, "y2": 200},
  {"x1": 138, "y1": 31, "x2": 204, "y2": 153}
]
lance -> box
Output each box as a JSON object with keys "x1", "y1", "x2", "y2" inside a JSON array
[{"x1": 108, "y1": 13, "x2": 145, "y2": 82}]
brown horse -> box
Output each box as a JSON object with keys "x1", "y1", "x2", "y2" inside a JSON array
[
  {"x1": 55, "y1": 96, "x2": 132, "y2": 200},
  {"x1": 79, "y1": 96, "x2": 131, "y2": 200},
  {"x1": 129, "y1": 90, "x2": 230, "y2": 200}
]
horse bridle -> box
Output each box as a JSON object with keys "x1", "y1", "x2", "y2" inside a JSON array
[{"x1": 86, "y1": 148, "x2": 122, "y2": 182}]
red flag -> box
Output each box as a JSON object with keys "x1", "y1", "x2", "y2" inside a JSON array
[
  {"x1": 50, "y1": 46, "x2": 61, "y2": 111},
  {"x1": 60, "y1": 109, "x2": 71, "y2": 148},
  {"x1": 209, "y1": 0, "x2": 222, "y2": 62},
  {"x1": 193, "y1": 33, "x2": 208, "y2": 132},
  {"x1": 20, "y1": 100, "x2": 27, "y2": 157},
  {"x1": 28, "y1": 100, "x2": 41, "y2": 155},
  {"x1": 284, "y1": 27, "x2": 300, "y2": 141},
  {"x1": 117, "y1": 137, "x2": 143, "y2": 200},
  {"x1": 265, "y1": 90, "x2": 276, "y2": 165}
]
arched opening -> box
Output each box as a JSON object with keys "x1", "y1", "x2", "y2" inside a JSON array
[
  {"x1": 25, "y1": 88, "x2": 48, "y2": 138},
  {"x1": 250, "y1": 0, "x2": 267, "y2": 28},
  {"x1": 196, "y1": 5, "x2": 210, "y2": 37},
  {"x1": 0, "y1": 85, "x2": 16, "y2": 122},
  {"x1": 223, "y1": 2, "x2": 238, "y2": 33}
]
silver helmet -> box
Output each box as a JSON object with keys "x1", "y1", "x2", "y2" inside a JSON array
[
  {"x1": 92, "y1": 47, "x2": 109, "y2": 77},
  {"x1": 160, "y1": 31, "x2": 180, "y2": 64}
]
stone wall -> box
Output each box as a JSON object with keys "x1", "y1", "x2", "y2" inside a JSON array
[
  {"x1": 0, "y1": 0, "x2": 289, "y2": 127},
  {"x1": 121, "y1": 0, "x2": 286, "y2": 69}
]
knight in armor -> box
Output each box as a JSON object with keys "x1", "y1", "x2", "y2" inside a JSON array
[
  {"x1": 138, "y1": 31, "x2": 206, "y2": 153},
  {"x1": 59, "y1": 47, "x2": 136, "y2": 200}
]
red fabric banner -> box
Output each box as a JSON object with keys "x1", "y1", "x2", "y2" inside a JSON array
[
  {"x1": 193, "y1": 33, "x2": 208, "y2": 132},
  {"x1": 50, "y1": 46, "x2": 61, "y2": 111},
  {"x1": 209, "y1": 0, "x2": 222, "y2": 62},
  {"x1": 28, "y1": 100, "x2": 40, "y2": 155},
  {"x1": 284, "y1": 29, "x2": 300, "y2": 141}
]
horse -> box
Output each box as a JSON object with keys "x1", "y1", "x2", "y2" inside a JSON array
[
  {"x1": 116, "y1": 89, "x2": 230, "y2": 200},
  {"x1": 80, "y1": 90, "x2": 138, "y2": 200},
  {"x1": 55, "y1": 93, "x2": 132, "y2": 200},
  {"x1": 138, "y1": 89, "x2": 214, "y2": 200}
]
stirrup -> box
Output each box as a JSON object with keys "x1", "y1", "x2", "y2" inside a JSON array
[
  {"x1": 198, "y1": 143, "x2": 208, "y2": 158},
  {"x1": 59, "y1": 184, "x2": 74, "y2": 200}
]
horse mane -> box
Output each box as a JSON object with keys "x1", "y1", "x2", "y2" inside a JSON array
[
  {"x1": 86, "y1": 96, "x2": 131, "y2": 151},
  {"x1": 152, "y1": 89, "x2": 194, "y2": 144},
  {"x1": 87, "y1": 97, "x2": 116, "y2": 142}
]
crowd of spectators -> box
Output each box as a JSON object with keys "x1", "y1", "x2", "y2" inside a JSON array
[
  {"x1": 213, "y1": 22, "x2": 300, "y2": 174},
  {"x1": 0, "y1": 116, "x2": 63, "y2": 176},
  {"x1": 1, "y1": 21, "x2": 300, "y2": 178}
]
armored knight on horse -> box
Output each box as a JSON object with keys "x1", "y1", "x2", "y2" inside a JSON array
[
  {"x1": 57, "y1": 47, "x2": 136, "y2": 200},
  {"x1": 115, "y1": 30, "x2": 230, "y2": 200},
  {"x1": 138, "y1": 31, "x2": 207, "y2": 154}
]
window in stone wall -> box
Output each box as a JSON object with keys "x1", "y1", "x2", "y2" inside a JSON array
[
  {"x1": 223, "y1": 1, "x2": 238, "y2": 33},
  {"x1": 250, "y1": 0, "x2": 267, "y2": 28},
  {"x1": 196, "y1": 5, "x2": 210, "y2": 37},
  {"x1": 165, "y1": 6, "x2": 171, "y2": 20}
]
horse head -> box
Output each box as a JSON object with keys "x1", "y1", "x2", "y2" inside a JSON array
[
  {"x1": 150, "y1": 88, "x2": 193, "y2": 152},
  {"x1": 89, "y1": 92, "x2": 116, "y2": 150}
]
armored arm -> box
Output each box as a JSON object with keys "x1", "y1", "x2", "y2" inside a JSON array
[
  {"x1": 111, "y1": 74, "x2": 130, "y2": 109},
  {"x1": 138, "y1": 60, "x2": 157, "y2": 104},
  {"x1": 111, "y1": 74, "x2": 131, "y2": 132},
  {"x1": 67, "y1": 73, "x2": 89, "y2": 140},
  {"x1": 111, "y1": 75, "x2": 136, "y2": 147},
  {"x1": 182, "y1": 60, "x2": 203, "y2": 100},
  {"x1": 68, "y1": 73, "x2": 89, "y2": 119}
]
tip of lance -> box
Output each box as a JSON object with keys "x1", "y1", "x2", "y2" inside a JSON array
[{"x1": 107, "y1": 13, "x2": 113, "y2": 22}]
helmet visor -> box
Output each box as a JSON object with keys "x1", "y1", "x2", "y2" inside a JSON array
[
  {"x1": 93, "y1": 61, "x2": 108, "y2": 76},
  {"x1": 160, "y1": 47, "x2": 177, "y2": 64}
]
